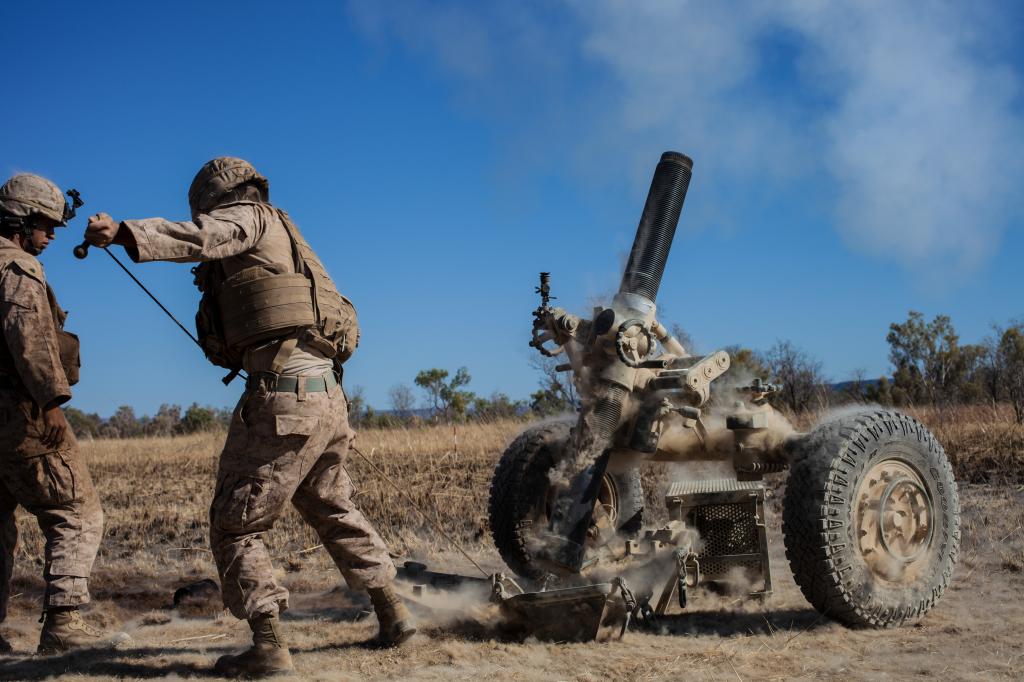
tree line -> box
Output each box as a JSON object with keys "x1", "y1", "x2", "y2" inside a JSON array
[
  {"x1": 877, "y1": 313, "x2": 1024, "y2": 419},
  {"x1": 721, "y1": 312, "x2": 1024, "y2": 422},
  {"x1": 347, "y1": 367, "x2": 530, "y2": 428},
  {"x1": 65, "y1": 310, "x2": 1024, "y2": 437},
  {"x1": 66, "y1": 403, "x2": 232, "y2": 439}
]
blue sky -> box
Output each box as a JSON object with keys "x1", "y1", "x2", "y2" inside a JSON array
[{"x1": 4, "y1": 1, "x2": 1022, "y2": 417}]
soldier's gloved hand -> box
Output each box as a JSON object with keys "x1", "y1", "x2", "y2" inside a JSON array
[
  {"x1": 85, "y1": 212, "x2": 120, "y2": 247},
  {"x1": 41, "y1": 402, "x2": 69, "y2": 449}
]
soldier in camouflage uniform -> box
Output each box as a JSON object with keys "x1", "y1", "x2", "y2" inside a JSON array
[
  {"x1": 0, "y1": 174, "x2": 109, "y2": 654},
  {"x1": 85, "y1": 157, "x2": 414, "y2": 678}
]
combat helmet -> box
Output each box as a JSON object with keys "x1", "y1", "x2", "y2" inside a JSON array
[
  {"x1": 188, "y1": 157, "x2": 269, "y2": 216},
  {"x1": 0, "y1": 174, "x2": 73, "y2": 227}
]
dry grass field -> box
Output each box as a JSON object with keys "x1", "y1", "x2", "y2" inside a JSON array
[{"x1": 1, "y1": 405, "x2": 1022, "y2": 680}]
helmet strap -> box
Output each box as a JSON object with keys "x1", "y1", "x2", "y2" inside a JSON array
[{"x1": 21, "y1": 233, "x2": 41, "y2": 256}]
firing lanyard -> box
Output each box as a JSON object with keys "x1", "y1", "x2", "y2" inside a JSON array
[
  {"x1": 97, "y1": 246, "x2": 200, "y2": 347},
  {"x1": 90, "y1": 245, "x2": 247, "y2": 383},
  {"x1": 351, "y1": 444, "x2": 491, "y2": 580}
]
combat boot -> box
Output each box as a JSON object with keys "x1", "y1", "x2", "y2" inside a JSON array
[
  {"x1": 214, "y1": 613, "x2": 294, "y2": 679},
  {"x1": 368, "y1": 585, "x2": 416, "y2": 647},
  {"x1": 37, "y1": 607, "x2": 106, "y2": 654}
]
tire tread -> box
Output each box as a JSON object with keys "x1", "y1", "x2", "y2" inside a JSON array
[{"x1": 782, "y1": 409, "x2": 961, "y2": 628}]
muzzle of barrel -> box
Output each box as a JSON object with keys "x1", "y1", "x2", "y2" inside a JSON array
[{"x1": 619, "y1": 151, "x2": 693, "y2": 302}]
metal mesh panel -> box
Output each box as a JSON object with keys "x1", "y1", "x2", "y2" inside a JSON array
[
  {"x1": 695, "y1": 503, "x2": 759, "y2": 557},
  {"x1": 700, "y1": 557, "x2": 763, "y2": 580},
  {"x1": 667, "y1": 479, "x2": 766, "y2": 497},
  {"x1": 664, "y1": 480, "x2": 772, "y2": 595}
]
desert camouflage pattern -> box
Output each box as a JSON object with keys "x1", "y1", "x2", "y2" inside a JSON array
[
  {"x1": 0, "y1": 240, "x2": 72, "y2": 408},
  {"x1": 122, "y1": 202, "x2": 333, "y2": 376},
  {"x1": 123, "y1": 202, "x2": 293, "y2": 269},
  {"x1": 122, "y1": 201, "x2": 393, "y2": 619},
  {"x1": 0, "y1": 174, "x2": 67, "y2": 225},
  {"x1": 211, "y1": 381, "x2": 395, "y2": 619},
  {"x1": 0, "y1": 240, "x2": 103, "y2": 619},
  {"x1": 0, "y1": 397, "x2": 103, "y2": 618},
  {"x1": 124, "y1": 199, "x2": 358, "y2": 368},
  {"x1": 188, "y1": 157, "x2": 268, "y2": 216}
]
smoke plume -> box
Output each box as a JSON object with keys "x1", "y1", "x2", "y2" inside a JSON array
[{"x1": 348, "y1": 0, "x2": 1023, "y2": 276}]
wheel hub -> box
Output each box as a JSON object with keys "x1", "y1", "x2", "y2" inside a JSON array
[
  {"x1": 587, "y1": 475, "x2": 620, "y2": 542},
  {"x1": 542, "y1": 474, "x2": 620, "y2": 547},
  {"x1": 854, "y1": 459, "x2": 934, "y2": 585}
]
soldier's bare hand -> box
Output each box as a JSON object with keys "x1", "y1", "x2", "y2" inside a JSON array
[
  {"x1": 41, "y1": 404, "x2": 68, "y2": 448},
  {"x1": 85, "y1": 213, "x2": 119, "y2": 247}
]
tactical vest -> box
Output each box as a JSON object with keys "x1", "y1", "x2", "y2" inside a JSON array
[
  {"x1": 192, "y1": 204, "x2": 359, "y2": 372},
  {"x1": 0, "y1": 240, "x2": 80, "y2": 388}
]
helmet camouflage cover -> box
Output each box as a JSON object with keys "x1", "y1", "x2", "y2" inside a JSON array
[
  {"x1": 188, "y1": 157, "x2": 269, "y2": 215},
  {"x1": 0, "y1": 174, "x2": 68, "y2": 225}
]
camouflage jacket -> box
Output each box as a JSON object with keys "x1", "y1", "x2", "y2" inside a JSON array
[
  {"x1": 122, "y1": 203, "x2": 293, "y2": 268},
  {"x1": 0, "y1": 237, "x2": 76, "y2": 408},
  {"x1": 121, "y1": 203, "x2": 356, "y2": 371}
]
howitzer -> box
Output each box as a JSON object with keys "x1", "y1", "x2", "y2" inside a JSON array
[{"x1": 486, "y1": 151, "x2": 961, "y2": 632}]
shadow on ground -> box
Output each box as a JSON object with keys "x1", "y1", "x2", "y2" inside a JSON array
[
  {"x1": 0, "y1": 646, "x2": 225, "y2": 680},
  {"x1": 416, "y1": 604, "x2": 826, "y2": 643},
  {"x1": 0, "y1": 605, "x2": 864, "y2": 679},
  {"x1": 657, "y1": 606, "x2": 826, "y2": 636}
]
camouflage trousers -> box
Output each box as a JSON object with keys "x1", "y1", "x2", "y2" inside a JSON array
[
  {"x1": 210, "y1": 379, "x2": 396, "y2": 620},
  {"x1": 0, "y1": 390, "x2": 104, "y2": 621}
]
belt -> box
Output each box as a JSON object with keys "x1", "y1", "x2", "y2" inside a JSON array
[{"x1": 247, "y1": 371, "x2": 339, "y2": 394}]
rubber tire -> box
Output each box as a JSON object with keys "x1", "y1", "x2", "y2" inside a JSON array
[
  {"x1": 488, "y1": 420, "x2": 644, "y2": 581},
  {"x1": 782, "y1": 409, "x2": 960, "y2": 628}
]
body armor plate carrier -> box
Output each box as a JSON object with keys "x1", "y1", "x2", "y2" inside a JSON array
[{"x1": 192, "y1": 206, "x2": 359, "y2": 372}]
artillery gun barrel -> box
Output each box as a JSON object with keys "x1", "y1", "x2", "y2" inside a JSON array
[
  {"x1": 619, "y1": 151, "x2": 693, "y2": 303},
  {"x1": 593, "y1": 151, "x2": 693, "y2": 447}
]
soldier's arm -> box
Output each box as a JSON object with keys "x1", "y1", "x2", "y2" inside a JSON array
[
  {"x1": 0, "y1": 265, "x2": 71, "y2": 410},
  {"x1": 91, "y1": 204, "x2": 267, "y2": 264}
]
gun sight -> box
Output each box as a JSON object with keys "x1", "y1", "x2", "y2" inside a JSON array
[{"x1": 535, "y1": 272, "x2": 555, "y2": 309}]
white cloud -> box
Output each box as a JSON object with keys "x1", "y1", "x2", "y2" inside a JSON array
[
  {"x1": 348, "y1": 0, "x2": 1024, "y2": 274},
  {"x1": 780, "y1": 2, "x2": 1023, "y2": 271}
]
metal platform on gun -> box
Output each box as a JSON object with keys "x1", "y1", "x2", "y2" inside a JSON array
[{"x1": 666, "y1": 478, "x2": 772, "y2": 598}]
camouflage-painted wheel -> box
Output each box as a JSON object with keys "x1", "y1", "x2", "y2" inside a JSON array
[
  {"x1": 783, "y1": 409, "x2": 960, "y2": 628},
  {"x1": 488, "y1": 420, "x2": 643, "y2": 581}
]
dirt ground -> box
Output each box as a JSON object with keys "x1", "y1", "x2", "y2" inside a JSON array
[{"x1": 0, "y1": 483, "x2": 1020, "y2": 681}]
